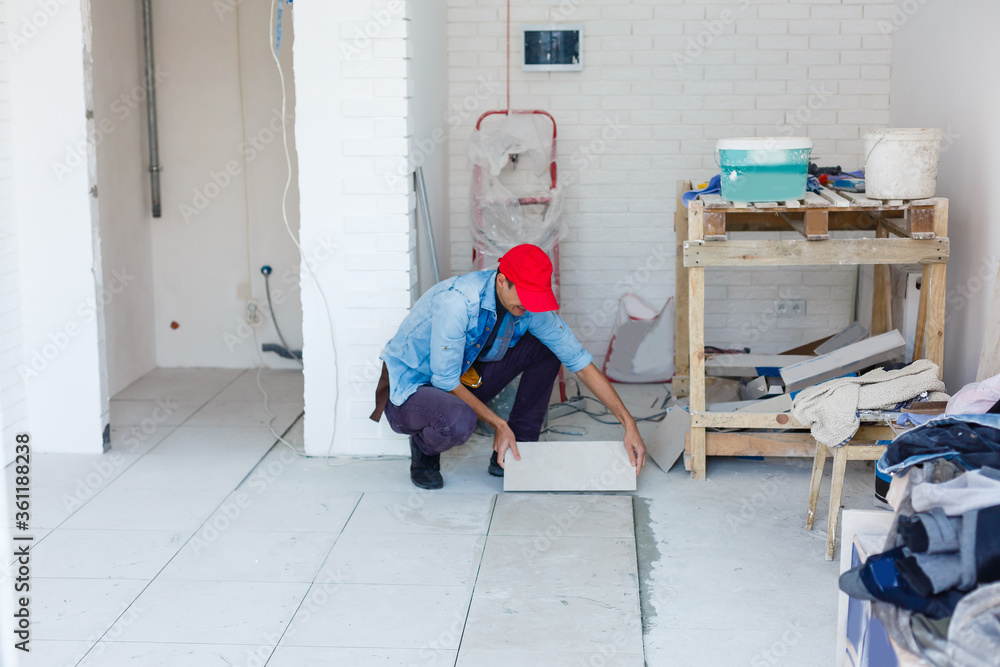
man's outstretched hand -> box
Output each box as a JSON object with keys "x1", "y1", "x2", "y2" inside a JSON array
[
  {"x1": 624, "y1": 427, "x2": 647, "y2": 475},
  {"x1": 493, "y1": 421, "x2": 520, "y2": 469}
]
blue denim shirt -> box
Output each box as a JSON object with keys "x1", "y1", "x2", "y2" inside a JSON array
[{"x1": 380, "y1": 269, "x2": 593, "y2": 406}]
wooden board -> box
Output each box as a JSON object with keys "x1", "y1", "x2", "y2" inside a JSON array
[{"x1": 684, "y1": 238, "x2": 949, "y2": 268}]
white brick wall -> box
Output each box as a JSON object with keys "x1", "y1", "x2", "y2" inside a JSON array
[
  {"x1": 0, "y1": 0, "x2": 27, "y2": 464},
  {"x1": 447, "y1": 0, "x2": 894, "y2": 356},
  {"x1": 295, "y1": 0, "x2": 416, "y2": 456}
]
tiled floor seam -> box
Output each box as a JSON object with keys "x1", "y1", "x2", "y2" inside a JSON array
[
  {"x1": 260, "y1": 491, "x2": 367, "y2": 666},
  {"x1": 69, "y1": 409, "x2": 309, "y2": 667},
  {"x1": 449, "y1": 493, "x2": 498, "y2": 667}
]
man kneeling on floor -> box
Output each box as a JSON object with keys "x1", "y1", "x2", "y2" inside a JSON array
[{"x1": 370, "y1": 243, "x2": 647, "y2": 489}]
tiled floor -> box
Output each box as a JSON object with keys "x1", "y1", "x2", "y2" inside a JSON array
[{"x1": 3, "y1": 368, "x2": 885, "y2": 666}]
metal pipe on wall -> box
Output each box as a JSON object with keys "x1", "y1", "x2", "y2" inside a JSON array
[{"x1": 141, "y1": 0, "x2": 161, "y2": 217}]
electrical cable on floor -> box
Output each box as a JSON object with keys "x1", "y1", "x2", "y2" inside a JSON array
[
  {"x1": 261, "y1": 266, "x2": 302, "y2": 361},
  {"x1": 252, "y1": 326, "x2": 307, "y2": 457},
  {"x1": 266, "y1": 0, "x2": 342, "y2": 459},
  {"x1": 546, "y1": 378, "x2": 672, "y2": 425}
]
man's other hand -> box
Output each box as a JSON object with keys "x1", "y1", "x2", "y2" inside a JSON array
[{"x1": 493, "y1": 421, "x2": 520, "y2": 468}]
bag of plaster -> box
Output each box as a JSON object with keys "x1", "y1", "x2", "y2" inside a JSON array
[
  {"x1": 602, "y1": 294, "x2": 675, "y2": 383},
  {"x1": 946, "y1": 372, "x2": 1000, "y2": 415}
]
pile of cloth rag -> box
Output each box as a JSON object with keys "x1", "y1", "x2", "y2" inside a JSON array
[{"x1": 839, "y1": 410, "x2": 1000, "y2": 665}]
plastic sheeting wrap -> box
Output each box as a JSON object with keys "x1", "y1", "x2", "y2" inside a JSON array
[
  {"x1": 602, "y1": 294, "x2": 675, "y2": 383},
  {"x1": 469, "y1": 114, "x2": 564, "y2": 265}
]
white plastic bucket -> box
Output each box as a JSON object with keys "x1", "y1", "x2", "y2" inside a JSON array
[{"x1": 863, "y1": 128, "x2": 942, "y2": 200}]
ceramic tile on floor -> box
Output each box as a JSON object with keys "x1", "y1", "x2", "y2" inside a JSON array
[
  {"x1": 477, "y1": 535, "x2": 638, "y2": 590},
  {"x1": 455, "y1": 649, "x2": 645, "y2": 667},
  {"x1": 266, "y1": 646, "x2": 457, "y2": 666},
  {"x1": 342, "y1": 492, "x2": 495, "y2": 536},
  {"x1": 109, "y1": 398, "x2": 204, "y2": 427},
  {"x1": 149, "y1": 425, "x2": 279, "y2": 458},
  {"x1": 212, "y1": 369, "x2": 304, "y2": 402},
  {"x1": 5, "y1": 451, "x2": 141, "y2": 491},
  {"x1": 318, "y1": 532, "x2": 486, "y2": 586},
  {"x1": 79, "y1": 641, "x2": 271, "y2": 667},
  {"x1": 113, "y1": 367, "x2": 243, "y2": 402},
  {"x1": 281, "y1": 583, "x2": 472, "y2": 649},
  {"x1": 201, "y1": 488, "x2": 361, "y2": 533},
  {"x1": 460, "y1": 585, "x2": 642, "y2": 655},
  {"x1": 19, "y1": 640, "x2": 94, "y2": 667},
  {"x1": 31, "y1": 529, "x2": 189, "y2": 579},
  {"x1": 159, "y1": 530, "x2": 338, "y2": 582},
  {"x1": 489, "y1": 493, "x2": 634, "y2": 538},
  {"x1": 109, "y1": 579, "x2": 309, "y2": 644},
  {"x1": 184, "y1": 400, "x2": 303, "y2": 430},
  {"x1": 60, "y1": 486, "x2": 229, "y2": 531},
  {"x1": 108, "y1": 422, "x2": 176, "y2": 456},
  {"x1": 32, "y1": 578, "x2": 148, "y2": 641}
]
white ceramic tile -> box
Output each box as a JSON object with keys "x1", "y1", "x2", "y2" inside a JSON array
[
  {"x1": 503, "y1": 441, "x2": 637, "y2": 492},
  {"x1": 490, "y1": 494, "x2": 634, "y2": 538},
  {"x1": 267, "y1": 647, "x2": 457, "y2": 666},
  {"x1": 108, "y1": 454, "x2": 259, "y2": 492},
  {"x1": 200, "y1": 489, "x2": 360, "y2": 533},
  {"x1": 159, "y1": 530, "x2": 338, "y2": 582},
  {"x1": 5, "y1": 451, "x2": 142, "y2": 491},
  {"x1": 460, "y1": 586, "x2": 642, "y2": 655},
  {"x1": 18, "y1": 640, "x2": 93, "y2": 667},
  {"x1": 149, "y1": 425, "x2": 278, "y2": 458},
  {"x1": 108, "y1": 422, "x2": 176, "y2": 455},
  {"x1": 342, "y1": 492, "x2": 494, "y2": 536},
  {"x1": 109, "y1": 398, "x2": 204, "y2": 427},
  {"x1": 184, "y1": 400, "x2": 302, "y2": 430},
  {"x1": 456, "y1": 649, "x2": 645, "y2": 667},
  {"x1": 31, "y1": 529, "x2": 189, "y2": 579},
  {"x1": 477, "y1": 535, "x2": 638, "y2": 590},
  {"x1": 113, "y1": 367, "x2": 243, "y2": 401},
  {"x1": 109, "y1": 579, "x2": 309, "y2": 644},
  {"x1": 318, "y1": 532, "x2": 486, "y2": 586},
  {"x1": 32, "y1": 578, "x2": 148, "y2": 641},
  {"x1": 281, "y1": 583, "x2": 472, "y2": 649},
  {"x1": 212, "y1": 369, "x2": 304, "y2": 402},
  {"x1": 79, "y1": 641, "x2": 271, "y2": 667},
  {"x1": 60, "y1": 486, "x2": 229, "y2": 531},
  {"x1": 7, "y1": 485, "x2": 82, "y2": 529}
]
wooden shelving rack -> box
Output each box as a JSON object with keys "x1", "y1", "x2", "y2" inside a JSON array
[{"x1": 672, "y1": 180, "x2": 950, "y2": 480}]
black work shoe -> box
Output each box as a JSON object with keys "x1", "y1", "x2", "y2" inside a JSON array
[
  {"x1": 488, "y1": 451, "x2": 504, "y2": 477},
  {"x1": 410, "y1": 438, "x2": 443, "y2": 490}
]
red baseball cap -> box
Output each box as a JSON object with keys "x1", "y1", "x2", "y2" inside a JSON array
[{"x1": 498, "y1": 244, "x2": 559, "y2": 312}]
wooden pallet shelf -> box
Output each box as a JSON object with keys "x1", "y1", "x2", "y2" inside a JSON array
[{"x1": 672, "y1": 180, "x2": 949, "y2": 480}]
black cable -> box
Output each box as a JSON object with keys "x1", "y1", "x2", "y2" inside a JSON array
[{"x1": 260, "y1": 265, "x2": 302, "y2": 362}]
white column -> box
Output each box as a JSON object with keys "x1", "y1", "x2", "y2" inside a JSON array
[{"x1": 294, "y1": 0, "x2": 413, "y2": 456}]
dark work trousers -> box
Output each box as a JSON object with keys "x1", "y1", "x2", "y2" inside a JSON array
[{"x1": 383, "y1": 333, "x2": 562, "y2": 456}]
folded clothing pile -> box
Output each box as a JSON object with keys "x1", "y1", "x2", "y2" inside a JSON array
[{"x1": 840, "y1": 462, "x2": 1000, "y2": 665}]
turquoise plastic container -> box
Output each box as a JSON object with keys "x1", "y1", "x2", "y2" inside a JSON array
[{"x1": 717, "y1": 137, "x2": 813, "y2": 202}]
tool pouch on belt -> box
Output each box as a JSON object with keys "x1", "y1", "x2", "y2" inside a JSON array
[{"x1": 460, "y1": 365, "x2": 483, "y2": 388}]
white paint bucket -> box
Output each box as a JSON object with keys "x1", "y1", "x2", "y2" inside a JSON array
[{"x1": 863, "y1": 128, "x2": 942, "y2": 200}]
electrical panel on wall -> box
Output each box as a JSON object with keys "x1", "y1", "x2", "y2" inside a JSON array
[{"x1": 522, "y1": 25, "x2": 583, "y2": 72}]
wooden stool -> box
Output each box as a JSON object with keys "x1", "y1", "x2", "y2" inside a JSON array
[{"x1": 806, "y1": 442, "x2": 888, "y2": 560}]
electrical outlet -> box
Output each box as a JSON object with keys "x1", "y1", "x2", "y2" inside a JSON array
[
  {"x1": 246, "y1": 300, "x2": 262, "y2": 325},
  {"x1": 774, "y1": 299, "x2": 806, "y2": 317}
]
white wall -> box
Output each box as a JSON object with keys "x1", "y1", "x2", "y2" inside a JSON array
[
  {"x1": 0, "y1": 0, "x2": 27, "y2": 464},
  {"x1": 294, "y1": 0, "x2": 414, "y2": 456},
  {"x1": 891, "y1": 0, "x2": 1000, "y2": 392},
  {"x1": 6, "y1": 0, "x2": 106, "y2": 454},
  {"x1": 150, "y1": 0, "x2": 303, "y2": 371},
  {"x1": 447, "y1": 0, "x2": 897, "y2": 356},
  {"x1": 408, "y1": 0, "x2": 450, "y2": 294},
  {"x1": 89, "y1": 0, "x2": 157, "y2": 397}
]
